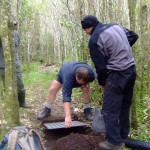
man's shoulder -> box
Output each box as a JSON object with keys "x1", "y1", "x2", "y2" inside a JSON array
[
  {"x1": 89, "y1": 23, "x2": 118, "y2": 43},
  {"x1": 95, "y1": 23, "x2": 117, "y2": 34}
]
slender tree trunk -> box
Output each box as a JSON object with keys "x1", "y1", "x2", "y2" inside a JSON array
[
  {"x1": 140, "y1": 4, "x2": 149, "y2": 98},
  {"x1": 0, "y1": 0, "x2": 20, "y2": 137},
  {"x1": 128, "y1": 0, "x2": 138, "y2": 129}
]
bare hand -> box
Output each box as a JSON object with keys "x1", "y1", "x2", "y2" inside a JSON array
[{"x1": 65, "y1": 115, "x2": 72, "y2": 128}]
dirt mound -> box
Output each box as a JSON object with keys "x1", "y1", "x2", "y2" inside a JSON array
[{"x1": 52, "y1": 133, "x2": 95, "y2": 150}]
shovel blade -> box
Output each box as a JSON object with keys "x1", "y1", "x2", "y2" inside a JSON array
[{"x1": 91, "y1": 108, "x2": 106, "y2": 133}]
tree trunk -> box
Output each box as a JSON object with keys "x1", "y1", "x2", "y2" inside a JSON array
[
  {"x1": 128, "y1": 0, "x2": 138, "y2": 130},
  {"x1": 140, "y1": 4, "x2": 149, "y2": 98},
  {"x1": 0, "y1": 0, "x2": 20, "y2": 137}
]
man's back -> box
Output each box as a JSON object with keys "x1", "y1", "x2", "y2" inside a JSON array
[
  {"x1": 61, "y1": 62, "x2": 95, "y2": 86},
  {"x1": 90, "y1": 24, "x2": 135, "y2": 71}
]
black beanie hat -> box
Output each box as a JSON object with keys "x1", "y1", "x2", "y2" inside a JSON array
[{"x1": 81, "y1": 15, "x2": 98, "y2": 29}]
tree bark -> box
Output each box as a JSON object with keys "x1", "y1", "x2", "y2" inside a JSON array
[
  {"x1": 128, "y1": 0, "x2": 138, "y2": 130},
  {"x1": 0, "y1": 0, "x2": 20, "y2": 137}
]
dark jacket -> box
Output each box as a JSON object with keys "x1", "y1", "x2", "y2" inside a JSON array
[{"x1": 88, "y1": 23, "x2": 138, "y2": 86}]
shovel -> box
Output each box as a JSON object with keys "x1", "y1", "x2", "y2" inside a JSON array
[{"x1": 91, "y1": 108, "x2": 106, "y2": 133}]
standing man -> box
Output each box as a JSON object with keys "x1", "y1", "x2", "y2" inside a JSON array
[
  {"x1": 0, "y1": 37, "x2": 5, "y2": 90},
  {"x1": 81, "y1": 15, "x2": 138, "y2": 150},
  {"x1": 37, "y1": 62, "x2": 95, "y2": 128},
  {"x1": 14, "y1": 20, "x2": 32, "y2": 108},
  {"x1": 0, "y1": 20, "x2": 31, "y2": 108}
]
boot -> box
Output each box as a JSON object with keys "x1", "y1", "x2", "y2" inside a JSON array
[
  {"x1": 37, "y1": 107, "x2": 51, "y2": 120},
  {"x1": 18, "y1": 91, "x2": 32, "y2": 108},
  {"x1": 99, "y1": 140, "x2": 125, "y2": 150},
  {"x1": 83, "y1": 108, "x2": 93, "y2": 120}
]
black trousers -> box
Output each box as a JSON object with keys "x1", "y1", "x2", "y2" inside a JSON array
[
  {"x1": 0, "y1": 66, "x2": 25, "y2": 94},
  {"x1": 102, "y1": 66, "x2": 136, "y2": 145}
]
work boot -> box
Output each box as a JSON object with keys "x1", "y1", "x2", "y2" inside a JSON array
[
  {"x1": 18, "y1": 91, "x2": 32, "y2": 108},
  {"x1": 99, "y1": 140, "x2": 125, "y2": 150},
  {"x1": 83, "y1": 108, "x2": 93, "y2": 120},
  {"x1": 37, "y1": 107, "x2": 51, "y2": 120}
]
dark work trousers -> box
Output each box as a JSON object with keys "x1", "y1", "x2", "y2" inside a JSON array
[
  {"x1": 0, "y1": 68, "x2": 5, "y2": 95},
  {"x1": 16, "y1": 66, "x2": 25, "y2": 94},
  {"x1": 0, "y1": 67, "x2": 25, "y2": 94},
  {"x1": 0, "y1": 68, "x2": 5, "y2": 86},
  {"x1": 102, "y1": 65, "x2": 136, "y2": 145}
]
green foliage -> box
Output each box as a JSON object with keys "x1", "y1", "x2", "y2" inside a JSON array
[
  {"x1": 19, "y1": 0, "x2": 45, "y2": 20},
  {"x1": 90, "y1": 81, "x2": 103, "y2": 105},
  {"x1": 72, "y1": 80, "x2": 103, "y2": 108},
  {"x1": 19, "y1": 0, "x2": 35, "y2": 19},
  {"x1": 72, "y1": 88, "x2": 82, "y2": 100},
  {"x1": 62, "y1": 56, "x2": 77, "y2": 63},
  {"x1": 21, "y1": 62, "x2": 40, "y2": 73},
  {"x1": 130, "y1": 124, "x2": 150, "y2": 142},
  {"x1": 22, "y1": 62, "x2": 57, "y2": 88},
  {"x1": 23, "y1": 72, "x2": 55, "y2": 86},
  {"x1": 60, "y1": 20, "x2": 74, "y2": 29},
  {"x1": 136, "y1": 126, "x2": 150, "y2": 141},
  {"x1": 132, "y1": 96, "x2": 150, "y2": 141},
  {"x1": 23, "y1": 72, "x2": 56, "y2": 88}
]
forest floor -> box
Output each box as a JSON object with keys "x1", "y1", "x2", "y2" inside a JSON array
[{"x1": 19, "y1": 64, "x2": 105, "y2": 150}]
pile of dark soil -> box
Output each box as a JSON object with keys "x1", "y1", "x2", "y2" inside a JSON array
[
  {"x1": 42, "y1": 119, "x2": 105, "y2": 150},
  {"x1": 52, "y1": 133, "x2": 96, "y2": 150}
]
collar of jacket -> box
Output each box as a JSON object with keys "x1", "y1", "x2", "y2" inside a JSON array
[{"x1": 90, "y1": 22, "x2": 102, "y2": 35}]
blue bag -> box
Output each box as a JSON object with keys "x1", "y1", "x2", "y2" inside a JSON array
[{"x1": 0, "y1": 126, "x2": 45, "y2": 150}]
